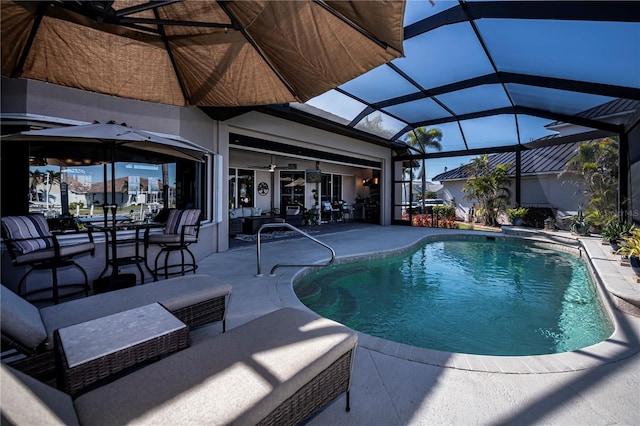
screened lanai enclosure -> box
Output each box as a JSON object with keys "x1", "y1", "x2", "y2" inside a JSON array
[
  {"x1": 252, "y1": 0, "x2": 640, "y2": 225},
  {"x1": 2, "y1": 1, "x2": 639, "y2": 229}
]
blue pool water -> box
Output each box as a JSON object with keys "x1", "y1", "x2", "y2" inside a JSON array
[{"x1": 295, "y1": 238, "x2": 614, "y2": 356}]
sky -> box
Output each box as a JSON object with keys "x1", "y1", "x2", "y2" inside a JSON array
[{"x1": 304, "y1": 0, "x2": 635, "y2": 182}]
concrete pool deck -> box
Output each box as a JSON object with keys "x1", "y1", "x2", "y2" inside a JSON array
[{"x1": 194, "y1": 225, "x2": 640, "y2": 425}]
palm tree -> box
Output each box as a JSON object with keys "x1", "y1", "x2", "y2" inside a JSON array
[
  {"x1": 561, "y1": 137, "x2": 619, "y2": 227},
  {"x1": 29, "y1": 169, "x2": 44, "y2": 201},
  {"x1": 404, "y1": 127, "x2": 443, "y2": 210},
  {"x1": 462, "y1": 155, "x2": 512, "y2": 227},
  {"x1": 47, "y1": 170, "x2": 61, "y2": 193},
  {"x1": 401, "y1": 165, "x2": 414, "y2": 213}
]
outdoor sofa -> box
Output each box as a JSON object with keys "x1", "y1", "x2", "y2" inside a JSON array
[
  {"x1": 1, "y1": 307, "x2": 358, "y2": 426},
  {"x1": 229, "y1": 206, "x2": 285, "y2": 235},
  {"x1": 1, "y1": 274, "x2": 231, "y2": 379}
]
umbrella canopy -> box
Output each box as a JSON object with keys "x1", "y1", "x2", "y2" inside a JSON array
[
  {"x1": 1, "y1": 0, "x2": 405, "y2": 107},
  {"x1": 1, "y1": 121, "x2": 207, "y2": 163}
]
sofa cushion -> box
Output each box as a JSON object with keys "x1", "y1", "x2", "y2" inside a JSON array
[
  {"x1": 73, "y1": 307, "x2": 357, "y2": 426},
  {"x1": 39, "y1": 275, "x2": 231, "y2": 349},
  {"x1": 1, "y1": 214, "x2": 53, "y2": 254},
  {"x1": 1, "y1": 364, "x2": 80, "y2": 426},
  {"x1": 0, "y1": 284, "x2": 47, "y2": 350}
]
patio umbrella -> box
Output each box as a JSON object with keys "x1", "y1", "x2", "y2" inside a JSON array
[
  {"x1": 1, "y1": 121, "x2": 208, "y2": 223},
  {"x1": 1, "y1": 1, "x2": 405, "y2": 107},
  {"x1": 285, "y1": 177, "x2": 306, "y2": 187},
  {"x1": 1, "y1": 121, "x2": 207, "y2": 163}
]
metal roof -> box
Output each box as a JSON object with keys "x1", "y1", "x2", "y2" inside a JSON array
[
  {"x1": 279, "y1": 1, "x2": 640, "y2": 157},
  {"x1": 432, "y1": 141, "x2": 584, "y2": 181}
]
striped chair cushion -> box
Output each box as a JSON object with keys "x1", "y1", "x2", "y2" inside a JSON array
[
  {"x1": 164, "y1": 209, "x2": 200, "y2": 236},
  {"x1": 1, "y1": 215, "x2": 53, "y2": 255}
]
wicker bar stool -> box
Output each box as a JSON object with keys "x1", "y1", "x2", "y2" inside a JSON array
[{"x1": 144, "y1": 209, "x2": 201, "y2": 281}]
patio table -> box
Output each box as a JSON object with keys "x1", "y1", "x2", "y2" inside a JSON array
[
  {"x1": 87, "y1": 222, "x2": 162, "y2": 286},
  {"x1": 55, "y1": 303, "x2": 188, "y2": 396}
]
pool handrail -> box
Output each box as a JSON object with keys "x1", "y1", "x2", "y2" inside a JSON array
[{"x1": 256, "y1": 222, "x2": 336, "y2": 276}]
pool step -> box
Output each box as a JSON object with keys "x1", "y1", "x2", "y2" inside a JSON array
[{"x1": 502, "y1": 226, "x2": 581, "y2": 247}]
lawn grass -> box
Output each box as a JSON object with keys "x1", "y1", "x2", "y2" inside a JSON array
[{"x1": 456, "y1": 222, "x2": 502, "y2": 232}]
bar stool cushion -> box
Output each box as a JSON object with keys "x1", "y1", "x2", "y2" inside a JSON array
[
  {"x1": 12, "y1": 242, "x2": 95, "y2": 264},
  {"x1": 0, "y1": 285, "x2": 47, "y2": 350},
  {"x1": 146, "y1": 234, "x2": 198, "y2": 244}
]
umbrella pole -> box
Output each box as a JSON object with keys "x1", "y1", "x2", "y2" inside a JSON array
[
  {"x1": 110, "y1": 141, "x2": 116, "y2": 226},
  {"x1": 103, "y1": 163, "x2": 108, "y2": 228}
]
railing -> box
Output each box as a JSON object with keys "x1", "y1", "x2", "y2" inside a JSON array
[{"x1": 256, "y1": 222, "x2": 336, "y2": 276}]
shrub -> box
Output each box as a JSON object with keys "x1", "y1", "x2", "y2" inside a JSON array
[
  {"x1": 411, "y1": 214, "x2": 459, "y2": 229},
  {"x1": 432, "y1": 205, "x2": 455, "y2": 219}
]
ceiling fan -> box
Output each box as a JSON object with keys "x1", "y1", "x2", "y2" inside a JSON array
[{"x1": 249, "y1": 155, "x2": 297, "y2": 172}]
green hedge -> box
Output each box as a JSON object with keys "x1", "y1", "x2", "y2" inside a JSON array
[{"x1": 432, "y1": 205, "x2": 455, "y2": 219}]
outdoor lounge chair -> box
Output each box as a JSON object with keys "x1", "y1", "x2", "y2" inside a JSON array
[
  {"x1": 1, "y1": 274, "x2": 231, "y2": 379},
  {"x1": 1, "y1": 307, "x2": 357, "y2": 426},
  {"x1": 1, "y1": 214, "x2": 95, "y2": 304}
]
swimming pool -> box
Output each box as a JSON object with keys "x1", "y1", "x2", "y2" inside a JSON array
[{"x1": 295, "y1": 237, "x2": 614, "y2": 356}]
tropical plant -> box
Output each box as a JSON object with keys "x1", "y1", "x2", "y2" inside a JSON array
[
  {"x1": 303, "y1": 208, "x2": 318, "y2": 226},
  {"x1": 507, "y1": 207, "x2": 528, "y2": 224},
  {"x1": 561, "y1": 137, "x2": 619, "y2": 228},
  {"x1": 462, "y1": 155, "x2": 512, "y2": 227},
  {"x1": 600, "y1": 220, "x2": 635, "y2": 241},
  {"x1": 617, "y1": 229, "x2": 640, "y2": 258},
  {"x1": 404, "y1": 127, "x2": 443, "y2": 210},
  {"x1": 569, "y1": 205, "x2": 590, "y2": 235}
]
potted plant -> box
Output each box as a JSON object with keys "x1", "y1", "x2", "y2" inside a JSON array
[
  {"x1": 507, "y1": 207, "x2": 528, "y2": 226},
  {"x1": 303, "y1": 208, "x2": 318, "y2": 226},
  {"x1": 617, "y1": 229, "x2": 640, "y2": 276},
  {"x1": 601, "y1": 220, "x2": 635, "y2": 251}
]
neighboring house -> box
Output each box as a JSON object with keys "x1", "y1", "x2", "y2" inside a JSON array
[
  {"x1": 433, "y1": 99, "x2": 640, "y2": 223},
  {"x1": 432, "y1": 142, "x2": 589, "y2": 221},
  {"x1": 412, "y1": 182, "x2": 443, "y2": 202}
]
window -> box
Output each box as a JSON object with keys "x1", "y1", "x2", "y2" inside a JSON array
[
  {"x1": 229, "y1": 168, "x2": 255, "y2": 208},
  {"x1": 25, "y1": 147, "x2": 208, "y2": 222},
  {"x1": 280, "y1": 171, "x2": 305, "y2": 209},
  {"x1": 321, "y1": 173, "x2": 343, "y2": 202}
]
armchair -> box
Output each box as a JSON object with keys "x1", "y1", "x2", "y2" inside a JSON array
[
  {"x1": 1, "y1": 214, "x2": 94, "y2": 304},
  {"x1": 321, "y1": 201, "x2": 340, "y2": 223},
  {"x1": 145, "y1": 209, "x2": 201, "y2": 280}
]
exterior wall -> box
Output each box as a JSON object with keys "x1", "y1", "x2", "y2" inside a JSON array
[
  {"x1": 1, "y1": 78, "x2": 223, "y2": 289},
  {"x1": 520, "y1": 174, "x2": 588, "y2": 213},
  {"x1": 222, "y1": 111, "x2": 391, "y2": 223},
  {"x1": 1, "y1": 78, "x2": 393, "y2": 266},
  {"x1": 229, "y1": 149, "x2": 364, "y2": 212},
  {"x1": 440, "y1": 173, "x2": 589, "y2": 223}
]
